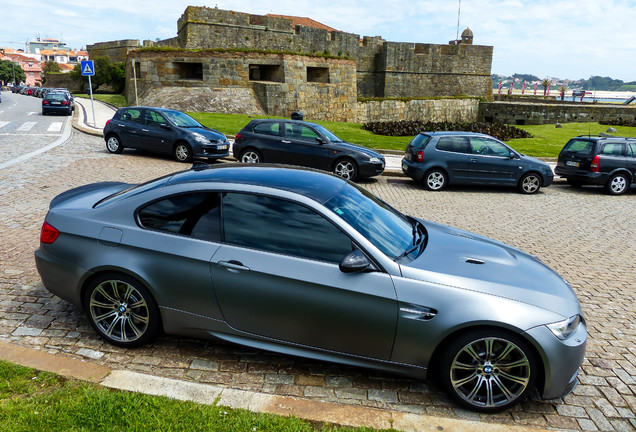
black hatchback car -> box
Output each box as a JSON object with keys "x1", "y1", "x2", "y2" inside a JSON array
[
  {"x1": 103, "y1": 107, "x2": 230, "y2": 163},
  {"x1": 554, "y1": 135, "x2": 636, "y2": 195},
  {"x1": 42, "y1": 91, "x2": 75, "y2": 116},
  {"x1": 233, "y1": 119, "x2": 385, "y2": 181},
  {"x1": 401, "y1": 131, "x2": 554, "y2": 194}
]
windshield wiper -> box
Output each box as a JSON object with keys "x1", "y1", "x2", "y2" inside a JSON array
[{"x1": 395, "y1": 220, "x2": 426, "y2": 261}]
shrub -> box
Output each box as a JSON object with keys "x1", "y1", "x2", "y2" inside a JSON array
[{"x1": 361, "y1": 121, "x2": 533, "y2": 141}]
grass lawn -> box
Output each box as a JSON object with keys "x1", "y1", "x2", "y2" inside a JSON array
[
  {"x1": 0, "y1": 360, "x2": 391, "y2": 432},
  {"x1": 74, "y1": 94, "x2": 127, "y2": 107}
]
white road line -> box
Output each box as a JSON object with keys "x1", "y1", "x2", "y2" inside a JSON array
[
  {"x1": 47, "y1": 122, "x2": 63, "y2": 132},
  {"x1": 0, "y1": 117, "x2": 72, "y2": 170},
  {"x1": 0, "y1": 121, "x2": 9, "y2": 129},
  {"x1": 17, "y1": 122, "x2": 37, "y2": 131},
  {"x1": 28, "y1": 112, "x2": 38, "y2": 116}
]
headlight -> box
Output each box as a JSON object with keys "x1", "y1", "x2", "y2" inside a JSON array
[
  {"x1": 547, "y1": 314, "x2": 582, "y2": 340},
  {"x1": 192, "y1": 132, "x2": 209, "y2": 143},
  {"x1": 369, "y1": 157, "x2": 381, "y2": 163}
]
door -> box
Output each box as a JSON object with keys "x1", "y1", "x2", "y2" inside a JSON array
[
  {"x1": 210, "y1": 192, "x2": 398, "y2": 360},
  {"x1": 434, "y1": 136, "x2": 471, "y2": 181},
  {"x1": 628, "y1": 143, "x2": 636, "y2": 180},
  {"x1": 141, "y1": 110, "x2": 173, "y2": 153},
  {"x1": 467, "y1": 137, "x2": 518, "y2": 185},
  {"x1": 249, "y1": 121, "x2": 284, "y2": 162},
  {"x1": 115, "y1": 107, "x2": 145, "y2": 149},
  {"x1": 280, "y1": 122, "x2": 332, "y2": 170}
]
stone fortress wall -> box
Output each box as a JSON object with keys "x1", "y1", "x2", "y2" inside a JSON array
[{"x1": 88, "y1": 6, "x2": 493, "y2": 122}]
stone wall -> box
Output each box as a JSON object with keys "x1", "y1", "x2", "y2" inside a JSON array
[
  {"x1": 174, "y1": 6, "x2": 492, "y2": 99},
  {"x1": 87, "y1": 40, "x2": 141, "y2": 63},
  {"x1": 126, "y1": 50, "x2": 357, "y2": 121},
  {"x1": 479, "y1": 101, "x2": 636, "y2": 125},
  {"x1": 355, "y1": 99, "x2": 480, "y2": 124}
]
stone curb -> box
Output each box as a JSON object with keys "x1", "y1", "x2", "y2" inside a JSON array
[{"x1": 0, "y1": 340, "x2": 550, "y2": 432}]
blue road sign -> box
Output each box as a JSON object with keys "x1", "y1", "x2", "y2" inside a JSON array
[{"x1": 81, "y1": 60, "x2": 95, "y2": 76}]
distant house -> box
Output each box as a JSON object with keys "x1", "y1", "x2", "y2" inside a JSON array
[{"x1": 1, "y1": 49, "x2": 42, "y2": 86}]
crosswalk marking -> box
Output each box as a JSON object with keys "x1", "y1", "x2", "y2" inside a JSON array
[
  {"x1": 47, "y1": 122, "x2": 63, "y2": 132},
  {"x1": 0, "y1": 121, "x2": 9, "y2": 129},
  {"x1": 17, "y1": 122, "x2": 37, "y2": 131}
]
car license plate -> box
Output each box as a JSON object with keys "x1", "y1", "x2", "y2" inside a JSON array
[
  {"x1": 565, "y1": 160, "x2": 579, "y2": 167},
  {"x1": 402, "y1": 162, "x2": 407, "y2": 171},
  {"x1": 217, "y1": 145, "x2": 228, "y2": 150},
  {"x1": 51, "y1": 102, "x2": 61, "y2": 105}
]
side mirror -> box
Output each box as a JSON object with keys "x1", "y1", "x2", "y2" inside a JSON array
[
  {"x1": 316, "y1": 137, "x2": 326, "y2": 145},
  {"x1": 339, "y1": 249, "x2": 371, "y2": 273},
  {"x1": 160, "y1": 124, "x2": 172, "y2": 130}
]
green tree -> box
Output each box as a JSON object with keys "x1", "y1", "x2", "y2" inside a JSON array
[
  {"x1": 0, "y1": 59, "x2": 26, "y2": 85},
  {"x1": 71, "y1": 56, "x2": 126, "y2": 93},
  {"x1": 541, "y1": 79, "x2": 551, "y2": 96},
  {"x1": 43, "y1": 61, "x2": 62, "y2": 73}
]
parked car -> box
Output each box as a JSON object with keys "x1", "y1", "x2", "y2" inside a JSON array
[
  {"x1": 233, "y1": 119, "x2": 385, "y2": 181},
  {"x1": 401, "y1": 131, "x2": 554, "y2": 194},
  {"x1": 554, "y1": 135, "x2": 636, "y2": 195},
  {"x1": 41, "y1": 91, "x2": 75, "y2": 115},
  {"x1": 103, "y1": 106, "x2": 230, "y2": 162},
  {"x1": 35, "y1": 164, "x2": 586, "y2": 412}
]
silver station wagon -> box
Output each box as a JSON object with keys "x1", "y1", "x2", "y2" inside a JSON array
[{"x1": 35, "y1": 164, "x2": 586, "y2": 412}]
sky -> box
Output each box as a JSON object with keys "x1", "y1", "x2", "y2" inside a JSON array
[{"x1": 2, "y1": 0, "x2": 636, "y2": 82}]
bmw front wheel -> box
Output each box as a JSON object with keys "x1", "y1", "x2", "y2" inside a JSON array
[
  {"x1": 440, "y1": 329, "x2": 537, "y2": 412},
  {"x1": 83, "y1": 273, "x2": 160, "y2": 348}
]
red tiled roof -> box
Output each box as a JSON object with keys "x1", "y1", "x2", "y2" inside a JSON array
[{"x1": 266, "y1": 14, "x2": 339, "y2": 32}]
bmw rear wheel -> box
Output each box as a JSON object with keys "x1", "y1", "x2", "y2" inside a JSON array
[
  {"x1": 174, "y1": 143, "x2": 192, "y2": 162},
  {"x1": 424, "y1": 169, "x2": 447, "y2": 191},
  {"x1": 84, "y1": 273, "x2": 160, "y2": 348},
  {"x1": 519, "y1": 173, "x2": 541, "y2": 194},
  {"x1": 440, "y1": 329, "x2": 537, "y2": 412},
  {"x1": 333, "y1": 158, "x2": 358, "y2": 181},
  {"x1": 605, "y1": 173, "x2": 629, "y2": 195}
]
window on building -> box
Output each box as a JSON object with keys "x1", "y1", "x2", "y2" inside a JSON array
[
  {"x1": 307, "y1": 67, "x2": 330, "y2": 83},
  {"x1": 174, "y1": 62, "x2": 203, "y2": 80},
  {"x1": 249, "y1": 64, "x2": 283, "y2": 82}
]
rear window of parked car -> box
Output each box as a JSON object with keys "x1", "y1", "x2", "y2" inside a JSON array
[
  {"x1": 437, "y1": 137, "x2": 470, "y2": 153},
  {"x1": 254, "y1": 122, "x2": 280, "y2": 136},
  {"x1": 562, "y1": 139, "x2": 594, "y2": 155},
  {"x1": 409, "y1": 134, "x2": 431, "y2": 150}
]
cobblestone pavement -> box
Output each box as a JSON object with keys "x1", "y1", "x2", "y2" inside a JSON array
[{"x1": 1, "y1": 131, "x2": 635, "y2": 431}]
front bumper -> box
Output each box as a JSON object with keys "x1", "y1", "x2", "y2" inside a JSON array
[
  {"x1": 194, "y1": 143, "x2": 230, "y2": 160},
  {"x1": 523, "y1": 321, "x2": 587, "y2": 399},
  {"x1": 358, "y1": 160, "x2": 386, "y2": 178}
]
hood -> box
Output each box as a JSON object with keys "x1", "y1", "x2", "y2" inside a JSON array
[
  {"x1": 400, "y1": 220, "x2": 580, "y2": 317},
  {"x1": 187, "y1": 126, "x2": 228, "y2": 142},
  {"x1": 334, "y1": 141, "x2": 384, "y2": 159}
]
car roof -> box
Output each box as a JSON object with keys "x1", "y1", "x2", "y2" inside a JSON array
[
  {"x1": 420, "y1": 131, "x2": 490, "y2": 137},
  {"x1": 247, "y1": 118, "x2": 322, "y2": 128},
  {"x1": 165, "y1": 164, "x2": 347, "y2": 203},
  {"x1": 120, "y1": 106, "x2": 182, "y2": 114}
]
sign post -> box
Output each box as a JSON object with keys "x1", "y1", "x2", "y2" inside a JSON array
[{"x1": 80, "y1": 60, "x2": 96, "y2": 127}]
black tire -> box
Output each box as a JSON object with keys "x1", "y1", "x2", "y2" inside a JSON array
[
  {"x1": 105, "y1": 135, "x2": 124, "y2": 154},
  {"x1": 439, "y1": 329, "x2": 537, "y2": 412},
  {"x1": 423, "y1": 169, "x2": 447, "y2": 191},
  {"x1": 605, "y1": 173, "x2": 629, "y2": 195},
  {"x1": 518, "y1": 173, "x2": 541, "y2": 194},
  {"x1": 240, "y1": 149, "x2": 262, "y2": 164},
  {"x1": 174, "y1": 142, "x2": 193, "y2": 162},
  {"x1": 333, "y1": 158, "x2": 358, "y2": 181},
  {"x1": 83, "y1": 273, "x2": 160, "y2": 348}
]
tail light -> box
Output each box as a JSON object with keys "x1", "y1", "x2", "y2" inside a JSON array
[
  {"x1": 105, "y1": 119, "x2": 111, "y2": 127},
  {"x1": 416, "y1": 151, "x2": 424, "y2": 162},
  {"x1": 590, "y1": 155, "x2": 600, "y2": 172},
  {"x1": 235, "y1": 133, "x2": 242, "y2": 140},
  {"x1": 62, "y1": 100, "x2": 70, "y2": 106},
  {"x1": 40, "y1": 221, "x2": 60, "y2": 244},
  {"x1": 42, "y1": 100, "x2": 49, "y2": 105}
]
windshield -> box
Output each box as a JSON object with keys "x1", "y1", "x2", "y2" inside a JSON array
[
  {"x1": 314, "y1": 125, "x2": 343, "y2": 142},
  {"x1": 324, "y1": 183, "x2": 419, "y2": 260},
  {"x1": 163, "y1": 111, "x2": 203, "y2": 128}
]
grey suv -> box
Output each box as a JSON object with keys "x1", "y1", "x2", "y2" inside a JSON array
[
  {"x1": 554, "y1": 135, "x2": 636, "y2": 195},
  {"x1": 401, "y1": 131, "x2": 554, "y2": 194}
]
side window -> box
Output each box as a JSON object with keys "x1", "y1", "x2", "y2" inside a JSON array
[
  {"x1": 120, "y1": 108, "x2": 143, "y2": 124},
  {"x1": 145, "y1": 111, "x2": 167, "y2": 127},
  {"x1": 436, "y1": 137, "x2": 470, "y2": 153},
  {"x1": 138, "y1": 193, "x2": 221, "y2": 242},
  {"x1": 628, "y1": 143, "x2": 636, "y2": 157},
  {"x1": 222, "y1": 193, "x2": 353, "y2": 263},
  {"x1": 470, "y1": 137, "x2": 511, "y2": 157},
  {"x1": 285, "y1": 123, "x2": 320, "y2": 141},
  {"x1": 253, "y1": 122, "x2": 280, "y2": 136},
  {"x1": 601, "y1": 143, "x2": 625, "y2": 156}
]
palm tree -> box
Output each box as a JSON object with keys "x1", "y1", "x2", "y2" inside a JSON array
[{"x1": 541, "y1": 79, "x2": 551, "y2": 96}]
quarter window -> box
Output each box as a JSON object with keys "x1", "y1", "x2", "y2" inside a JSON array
[
  {"x1": 222, "y1": 193, "x2": 353, "y2": 263},
  {"x1": 138, "y1": 193, "x2": 221, "y2": 242},
  {"x1": 600, "y1": 143, "x2": 625, "y2": 156}
]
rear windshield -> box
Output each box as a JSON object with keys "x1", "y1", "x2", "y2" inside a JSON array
[
  {"x1": 562, "y1": 139, "x2": 595, "y2": 155},
  {"x1": 408, "y1": 134, "x2": 431, "y2": 150}
]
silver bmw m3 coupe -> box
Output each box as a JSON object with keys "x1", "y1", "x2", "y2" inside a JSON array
[{"x1": 35, "y1": 164, "x2": 586, "y2": 412}]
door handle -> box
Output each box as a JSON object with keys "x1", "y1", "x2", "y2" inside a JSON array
[
  {"x1": 218, "y1": 260, "x2": 250, "y2": 272},
  {"x1": 470, "y1": 158, "x2": 478, "y2": 162},
  {"x1": 282, "y1": 140, "x2": 291, "y2": 144},
  {"x1": 142, "y1": 129, "x2": 149, "y2": 132}
]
